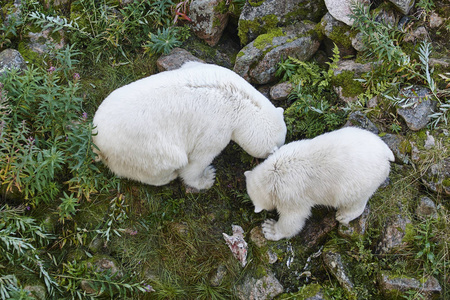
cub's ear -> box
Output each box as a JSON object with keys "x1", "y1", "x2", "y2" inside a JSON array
[
  {"x1": 244, "y1": 171, "x2": 251, "y2": 177},
  {"x1": 277, "y1": 107, "x2": 284, "y2": 113}
]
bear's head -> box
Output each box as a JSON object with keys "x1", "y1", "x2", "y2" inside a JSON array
[
  {"x1": 244, "y1": 169, "x2": 275, "y2": 213},
  {"x1": 233, "y1": 107, "x2": 286, "y2": 158}
]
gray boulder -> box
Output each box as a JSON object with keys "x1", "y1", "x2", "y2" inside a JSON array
[
  {"x1": 377, "y1": 210, "x2": 412, "y2": 254},
  {"x1": 379, "y1": 271, "x2": 442, "y2": 299},
  {"x1": 236, "y1": 269, "x2": 283, "y2": 300},
  {"x1": 156, "y1": 48, "x2": 204, "y2": 72},
  {"x1": 324, "y1": 0, "x2": 369, "y2": 26},
  {"x1": 234, "y1": 22, "x2": 320, "y2": 85},
  {"x1": 387, "y1": 0, "x2": 415, "y2": 15},
  {"x1": 421, "y1": 157, "x2": 450, "y2": 197},
  {"x1": 416, "y1": 196, "x2": 438, "y2": 219},
  {"x1": 397, "y1": 86, "x2": 438, "y2": 131},
  {"x1": 323, "y1": 250, "x2": 355, "y2": 295},
  {"x1": 189, "y1": 0, "x2": 229, "y2": 46},
  {"x1": 238, "y1": 0, "x2": 326, "y2": 45},
  {"x1": 0, "y1": 49, "x2": 27, "y2": 77},
  {"x1": 269, "y1": 81, "x2": 293, "y2": 101},
  {"x1": 320, "y1": 12, "x2": 356, "y2": 58}
]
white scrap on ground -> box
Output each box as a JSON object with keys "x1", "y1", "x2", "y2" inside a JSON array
[{"x1": 223, "y1": 225, "x2": 248, "y2": 267}]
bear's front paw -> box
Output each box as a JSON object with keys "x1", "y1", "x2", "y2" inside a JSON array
[
  {"x1": 262, "y1": 219, "x2": 283, "y2": 241},
  {"x1": 197, "y1": 165, "x2": 215, "y2": 189}
]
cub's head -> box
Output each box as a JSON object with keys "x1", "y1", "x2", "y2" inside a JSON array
[
  {"x1": 233, "y1": 107, "x2": 286, "y2": 158},
  {"x1": 244, "y1": 169, "x2": 275, "y2": 213}
]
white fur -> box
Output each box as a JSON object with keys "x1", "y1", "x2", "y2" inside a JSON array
[
  {"x1": 93, "y1": 62, "x2": 286, "y2": 190},
  {"x1": 244, "y1": 127, "x2": 394, "y2": 241}
]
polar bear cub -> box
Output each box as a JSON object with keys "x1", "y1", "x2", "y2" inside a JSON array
[
  {"x1": 93, "y1": 62, "x2": 286, "y2": 190},
  {"x1": 244, "y1": 127, "x2": 394, "y2": 241}
]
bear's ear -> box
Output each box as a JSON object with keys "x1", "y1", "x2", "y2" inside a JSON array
[
  {"x1": 277, "y1": 107, "x2": 284, "y2": 113},
  {"x1": 244, "y1": 171, "x2": 251, "y2": 177}
]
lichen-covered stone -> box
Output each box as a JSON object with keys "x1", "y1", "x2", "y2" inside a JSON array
[
  {"x1": 387, "y1": 0, "x2": 415, "y2": 15},
  {"x1": 156, "y1": 48, "x2": 204, "y2": 72},
  {"x1": 416, "y1": 196, "x2": 438, "y2": 219},
  {"x1": 324, "y1": 0, "x2": 369, "y2": 26},
  {"x1": 238, "y1": 0, "x2": 326, "y2": 45},
  {"x1": 322, "y1": 250, "x2": 355, "y2": 294},
  {"x1": 338, "y1": 205, "x2": 371, "y2": 238},
  {"x1": 396, "y1": 86, "x2": 438, "y2": 131},
  {"x1": 421, "y1": 157, "x2": 450, "y2": 197},
  {"x1": 319, "y1": 12, "x2": 356, "y2": 57},
  {"x1": 379, "y1": 271, "x2": 442, "y2": 299},
  {"x1": 269, "y1": 81, "x2": 293, "y2": 100},
  {"x1": 236, "y1": 269, "x2": 283, "y2": 300},
  {"x1": 189, "y1": 0, "x2": 229, "y2": 46},
  {"x1": 234, "y1": 22, "x2": 320, "y2": 84},
  {"x1": 376, "y1": 210, "x2": 412, "y2": 254},
  {"x1": 0, "y1": 49, "x2": 27, "y2": 77},
  {"x1": 344, "y1": 112, "x2": 379, "y2": 134},
  {"x1": 381, "y1": 134, "x2": 411, "y2": 165}
]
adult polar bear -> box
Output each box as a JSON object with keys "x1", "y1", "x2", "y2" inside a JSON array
[
  {"x1": 93, "y1": 62, "x2": 287, "y2": 190},
  {"x1": 245, "y1": 127, "x2": 394, "y2": 241}
]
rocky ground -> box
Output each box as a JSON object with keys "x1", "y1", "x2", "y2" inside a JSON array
[{"x1": 1, "y1": 0, "x2": 449, "y2": 299}]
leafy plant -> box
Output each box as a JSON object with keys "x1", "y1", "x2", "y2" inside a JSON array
[
  {"x1": 278, "y1": 45, "x2": 347, "y2": 139},
  {"x1": 143, "y1": 27, "x2": 183, "y2": 55}
]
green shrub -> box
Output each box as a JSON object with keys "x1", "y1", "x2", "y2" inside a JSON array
[{"x1": 277, "y1": 46, "x2": 347, "y2": 140}]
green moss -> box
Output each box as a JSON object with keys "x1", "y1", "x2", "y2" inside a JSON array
[
  {"x1": 17, "y1": 42, "x2": 42, "y2": 66},
  {"x1": 248, "y1": 0, "x2": 264, "y2": 7},
  {"x1": 331, "y1": 71, "x2": 364, "y2": 97},
  {"x1": 238, "y1": 14, "x2": 279, "y2": 45},
  {"x1": 253, "y1": 28, "x2": 284, "y2": 50}
]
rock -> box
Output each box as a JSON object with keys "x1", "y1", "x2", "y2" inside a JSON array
[
  {"x1": 250, "y1": 226, "x2": 278, "y2": 264},
  {"x1": 429, "y1": 12, "x2": 444, "y2": 28},
  {"x1": 189, "y1": 0, "x2": 229, "y2": 46},
  {"x1": 23, "y1": 284, "x2": 47, "y2": 300},
  {"x1": 234, "y1": 22, "x2": 320, "y2": 85},
  {"x1": 88, "y1": 236, "x2": 106, "y2": 254},
  {"x1": 0, "y1": 49, "x2": 27, "y2": 77},
  {"x1": 424, "y1": 131, "x2": 435, "y2": 149},
  {"x1": 377, "y1": 210, "x2": 412, "y2": 254},
  {"x1": 387, "y1": 0, "x2": 415, "y2": 15},
  {"x1": 87, "y1": 255, "x2": 123, "y2": 278},
  {"x1": 281, "y1": 284, "x2": 326, "y2": 299},
  {"x1": 209, "y1": 265, "x2": 227, "y2": 287},
  {"x1": 324, "y1": 0, "x2": 369, "y2": 26},
  {"x1": 416, "y1": 196, "x2": 438, "y2": 219},
  {"x1": 236, "y1": 269, "x2": 283, "y2": 300},
  {"x1": 374, "y1": 4, "x2": 400, "y2": 27},
  {"x1": 320, "y1": 13, "x2": 356, "y2": 58},
  {"x1": 338, "y1": 205, "x2": 370, "y2": 238},
  {"x1": 269, "y1": 81, "x2": 293, "y2": 101},
  {"x1": 403, "y1": 26, "x2": 429, "y2": 43},
  {"x1": 421, "y1": 157, "x2": 450, "y2": 197},
  {"x1": 331, "y1": 60, "x2": 372, "y2": 103},
  {"x1": 26, "y1": 28, "x2": 66, "y2": 56},
  {"x1": 381, "y1": 134, "x2": 410, "y2": 164},
  {"x1": 396, "y1": 86, "x2": 437, "y2": 131},
  {"x1": 299, "y1": 209, "x2": 338, "y2": 249},
  {"x1": 156, "y1": 48, "x2": 204, "y2": 72},
  {"x1": 344, "y1": 111, "x2": 380, "y2": 134},
  {"x1": 238, "y1": 0, "x2": 326, "y2": 45},
  {"x1": 322, "y1": 250, "x2": 354, "y2": 294},
  {"x1": 379, "y1": 271, "x2": 442, "y2": 299},
  {"x1": 351, "y1": 32, "x2": 366, "y2": 52}
]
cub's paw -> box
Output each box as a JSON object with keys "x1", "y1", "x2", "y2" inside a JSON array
[
  {"x1": 262, "y1": 219, "x2": 283, "y2": 241},
  {"x1": 335, "y1": 210, "x2": 353, "y2": 225},
  {"x1": 197, "y1": 165, "x2": 215, "y2": 189}
]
